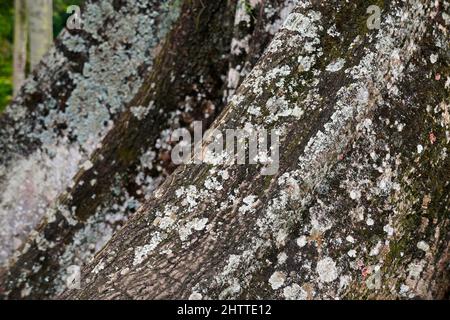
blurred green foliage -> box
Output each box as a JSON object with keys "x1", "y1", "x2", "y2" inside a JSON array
[
  {"x1": 0, "y1": 1, "x2": 14, "y2": 113},
  {"x1": 0, "y1": 0, "x2": 82, "y2": 113}
]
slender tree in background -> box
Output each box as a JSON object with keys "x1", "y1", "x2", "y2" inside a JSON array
[
  {"x1": 27, "y1": 0, "x2": 53, "y2": 69},
  {"x1": 13, "y1": 0, "x2": 27, "y2": 95}
]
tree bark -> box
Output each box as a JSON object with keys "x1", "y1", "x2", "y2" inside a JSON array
[
  {"x1": 0, "y1": 0, "x2": 179, "y2": 265},
  {"x1": 58, "y1": 0, "x2": 449, "y2": 299},
  {"x1": 13, "y1": 0, "x2": 28, "y2": 96},
  {"x1": 0, "y1": 0, "x2": 299, "y2": 300},
  {"x1": 27, "y1": 0, "x2": 53, "y2": 70},
  {"x1": 0, "y1": 0, "x2": 449, "y2": 300}
]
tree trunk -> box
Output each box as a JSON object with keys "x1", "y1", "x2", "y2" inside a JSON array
[
  {"x1": 0, "y1": 0, "x2": 299, "y2": 300},
  {"x1": 27, "y1": 0, "x2": 53, "y2": 70},
  {"x1": 0, "y1": 0, "x2": 179, "y2": 265},
  {"x1": 13, "y1": 0, "x2": 28, "y2": 96},
  {"x1": 1, "y1": 0, "x2": 449, "y2": 300},
  {"x1": 58, "y1": 0, "x2": 449, "y2": 299}
]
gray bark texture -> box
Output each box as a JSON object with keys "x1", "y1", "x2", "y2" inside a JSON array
[
  {"x1": 1, "y1": 0, "x2": 449, "y2": 300},
  {"x1": 59, "y1": 0, "x2": 448, "y2": 299},
  {"x1": 0, "y1": 0, "x2": 179, "y2": 265},
  {"x1": 0, "y1": 0, "x2": 298, "y2": 299}
]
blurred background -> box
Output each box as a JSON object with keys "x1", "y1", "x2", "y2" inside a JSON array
[{"x1": 0, "y1": 0, "x2": 82, "y2": 113}]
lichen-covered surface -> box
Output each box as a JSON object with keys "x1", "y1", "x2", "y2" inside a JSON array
[
  {"x1": 0, "y1": 0, "x2": 179, "y2": 264},
  {"x1": 59, "y1": 0, "x2": 449, "y2": 299},
  {"x1": 0, "y1": 0, "x2": 304, "y2": 299}
]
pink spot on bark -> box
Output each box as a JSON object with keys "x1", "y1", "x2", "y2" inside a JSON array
[{"x1": 429, "y1": 132, "x2": 436, "y2": 144}]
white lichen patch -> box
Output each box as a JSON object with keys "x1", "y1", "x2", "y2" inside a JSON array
[
  {"x1": 64, "y1": 35, "x2": 87, "y2": 53},
  {"x1": 133, "y1": 232, "x2": 162, "y2": 266},
  {"x1": 416, "y1": 241, "x2": 429, "y2": 252},
  {"x1": 81, "y1": 160, "x2": 94, "y2": 171},
  {"x1": 282, "y1": 11, "x2": 322, "y2": 38},
  {"x1": 417, "y1": 144, "x2": 424, "y2": 154},
  {"x1": 204, "y1": 176, "x2": 223, "y2": 191},
  {"x1": 429, "y1": 54, "x2": 438, "y2": 64},
  {"x1": 347, "y1": 249, "x2": 357, "y2": 258},
  {"x1": 383, "y1": 224, "x2": 394, "y2": 236},
  {"x1": 176, "y1": 185, "x2": 202, "y2": 209},
  {"x1": 277, "y1": 252, "x2": 288, "y2": 265},
  {"x1": 92, "y1": 260, "x2": 105, "y2": 274},
  {"x1": 316, "y1": 257, "x2": 338, "y2": 283},
  {"x1": 349, "y1": 189, "x2": 362, "y2": 200},
  {"x1": 188, "y1": 292, "x2": 203, "y2": 300},
  {"x1": 178, "y1": 217, "x2": 208, "y2": 241},
  {"x1": 369, "y1": 241, "x2": 383, "y2": 256},
  {"x1": 130, "y1": 105, "x2": 151, "y2": 120},
  {"x1": 296, "y1": 235, "x2": 308, "y2": 248},
  {"x1": 239, "y1": 195, "x2": 258, "y2": 214},
  {"x1": 325, "y1": 58, "x2": 346, "y2": 72},
  {"x1": 268, "y1": 271, "x2": 286, "y2": 290},
  {"x1": 283, "y1": 283, "x2": 307, "y2": 300}
]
